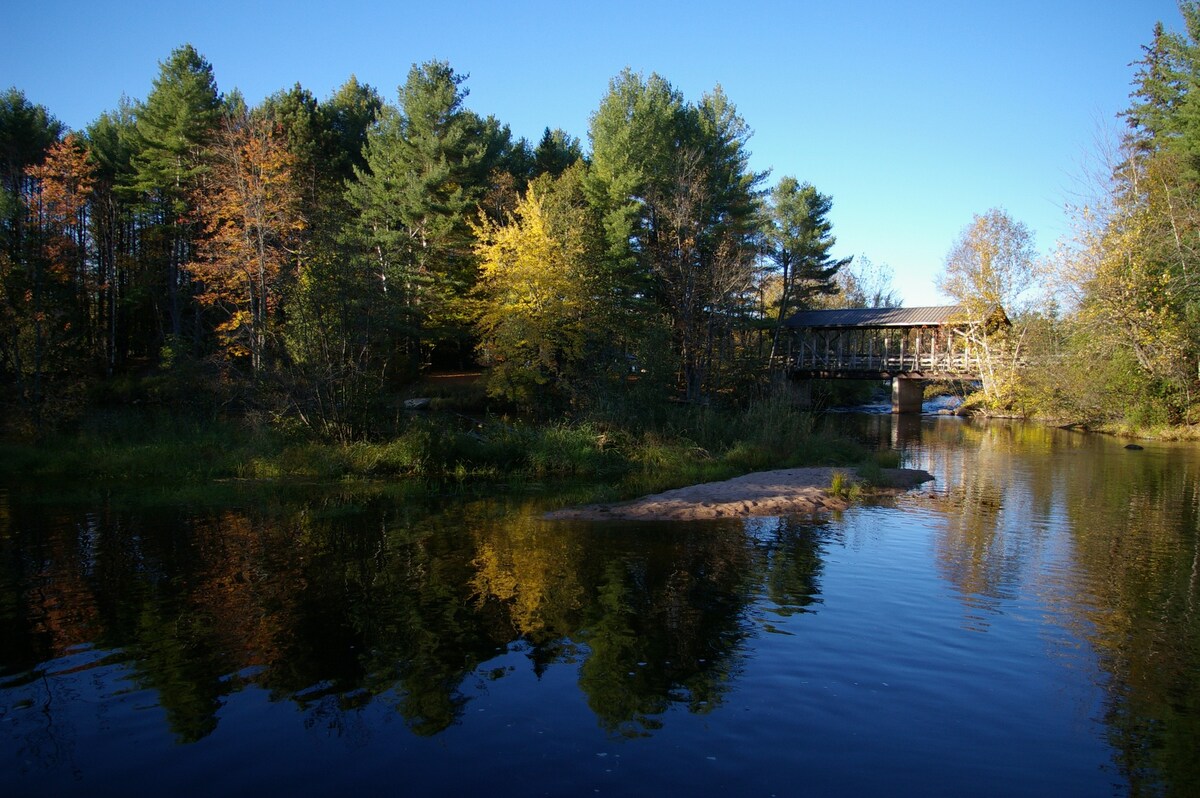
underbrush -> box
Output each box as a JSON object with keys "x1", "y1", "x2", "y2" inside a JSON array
[{"x1": 1, "y1": 395, "x2": 872, "y2": 501}]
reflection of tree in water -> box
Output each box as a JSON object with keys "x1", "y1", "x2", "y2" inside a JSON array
[
  {"x1": 470, "y1": 514, "x2": 769, "y2": 736},
  {"x1": 575, "y1": 525, "x2": 755, "y2": 736},
  {"x1": 921, "y1": 422, "x2": 1059, "y2": 627},
  {"x1": 310, "y1": 498, "x2": 509, "y2": 737},
  {"x1": 0, "y1": 487, "x2": 837, "y2": 750},
  {"x1": 751, "y1": 515, "x2": 828, "y2": 618},
  {"x1": 1049, "y1": 444, "x2": 1200, "y2": 796},
  {"x1": 908, "y1": 421, "x2": 1200, "y2": 795},
  {"x1": 470, "y1": 508, "x2": 587, "y2": 650}
]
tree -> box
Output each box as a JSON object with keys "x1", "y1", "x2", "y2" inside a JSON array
[
  {"x1": 471, "y1": 165, "x2": 603, "y2": 409},
  {"x1": 587, "y1": 71, "x2": 764, "y2": 401},
  {"x1": 130, "y1": 44, "x2": 222, "y2": 345},
  {"x1": 0, "y1": 89, "x2": 62, "y2": 264},
  {"x1": 347, "y1": 60, "x2": 505, "y2": 368},
  {"x1": 272, "y1": 78, "x2": 389, "y2": 441},
  {"x1": 188, "y1": 110, "x2": 304, "y2": 372},
  {"x1": 320, "y1": 76, "x2": 384, "y2": 184},
  {"x1": 86, "y1": 102, "x2": 141, "y2": 373},
  {"x1": 532, "y1": 127, "x2": 582, "y2": 178},
  {"x1": 937, "y1": 208, "x2": 1036, "y2": 408},
  {"x1": 939, "y1": 208, "x2": 1036, "y2": 310},
  {"x1": 762, "y1": 177, "x2": 851, "y2": 358},
  {"x1": 1058, "y1": 140, "x2": 1198, "y2": 424},
  {"x1": 830, "y1": 255, "x2": 900, "y2": 309},
  {"x1": 1032, "y1": 3, "x2": 1200, "y2": 427},
  {"x1": 1, "y1": 134, "x2": 96, "y2": 434}
]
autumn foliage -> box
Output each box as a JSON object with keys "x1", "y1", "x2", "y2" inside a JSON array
[{"x1": 189, "y1": 114, "x2": 304, "y2": 370}]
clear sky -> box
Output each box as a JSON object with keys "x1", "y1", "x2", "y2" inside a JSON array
[{"x1": 2, "y1": 0, "x2": 1185, "y2": 306}]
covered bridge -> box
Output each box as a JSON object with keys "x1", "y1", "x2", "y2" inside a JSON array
[{"x1": 783, "y1": 305, "x2": 1006, "y2": 413}]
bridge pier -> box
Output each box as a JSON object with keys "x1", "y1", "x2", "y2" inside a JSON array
[{"x1": 891, "y1": 377, "x2": 924, "y2": 414}]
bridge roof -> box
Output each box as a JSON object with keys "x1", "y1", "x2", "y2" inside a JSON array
[{"x1": 785, "y1": 305, "x2": 967, "y2": 330}]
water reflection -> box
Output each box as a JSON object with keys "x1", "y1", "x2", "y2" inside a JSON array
[
  {"x1": 829, "y1": 413, "x2": 1200, "y2": 794},
  {"x1": 0, "y1": 492, "x2": 838, "y2": 748},
  {"x1": 3, "y1": 418, "x2": 1200, "y2": 795}
]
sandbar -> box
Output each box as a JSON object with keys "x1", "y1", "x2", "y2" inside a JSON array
[{"x1": 544, "y1": 467, "x2": 934, "y2": 521}]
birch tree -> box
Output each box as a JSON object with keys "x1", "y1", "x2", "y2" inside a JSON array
[{"x1": 937, "y1": 208, "x2": 1036, "y2": 407}]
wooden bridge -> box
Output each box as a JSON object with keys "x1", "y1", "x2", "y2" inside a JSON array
[{"x1": 783, "y1": 305, "x2": 1003, "y2": 413}]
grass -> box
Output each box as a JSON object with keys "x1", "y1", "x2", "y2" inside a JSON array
[
  {"x1": 828, "y1": 469, "x2": 862, "y2": 502},
  {"x1": 0, "y1": 392, "x2": 876, "y2": 505}
]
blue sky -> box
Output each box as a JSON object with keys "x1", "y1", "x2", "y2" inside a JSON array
[{"x1": 3, "y1": 0, "x2": 1185, "y2": 305}]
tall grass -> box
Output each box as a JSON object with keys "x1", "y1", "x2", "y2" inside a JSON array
[{"x1": 1, "y1": 391, "x2": 869, "y2": 497}]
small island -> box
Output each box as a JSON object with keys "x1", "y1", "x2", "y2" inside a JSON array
[{"x1": 545, "y1": 467, "x2": 934, "y2": 521}]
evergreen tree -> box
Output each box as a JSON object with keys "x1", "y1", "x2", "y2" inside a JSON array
[
  {"x1": 130, "y1": 44, "x2": 222, "y2": 345},
  {"x1": 346, "y1": 60, "x2": 504, "y2": 367},
  {"x1": 533, "y1": 127, "x2": 582, "y2": 178},
  {"x1": 0, "y1": 88, "x2": 62, "y2": 263},
  {"x1": 762, "y1": 177, "x2": 851, "y2": 358},
  {"x1": 320, "y1": 75, "x2": 383, "y2": 184},
  {"x1": 587, "y1": 70, "x2": 764, "y2": 400},
  {"x1": 85, "y1": 103, "x2": 139, "y2": 372}
]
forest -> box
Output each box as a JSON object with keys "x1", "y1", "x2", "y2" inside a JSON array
[
  {"x1": 1, "y1": 52, "x2": 871, "y2": 440},
  {"x1": 3, "y1": 2, "x2": 1200, "y2": 484}
]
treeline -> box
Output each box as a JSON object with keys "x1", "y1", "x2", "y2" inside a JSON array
[
  {"x1": 954, "y1": 2, "x2": 1200, "y2": 431},
  {"x1": 1054, "y1": 0, "x2": 1200, "y2": 429},
  {"x1": 1, "y1": 47, "x2": 881, "y2": 441}
]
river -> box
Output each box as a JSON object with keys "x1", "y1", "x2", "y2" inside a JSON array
[{"x1": 2, "y1": 413, "x2": 1198, "y2": 797}]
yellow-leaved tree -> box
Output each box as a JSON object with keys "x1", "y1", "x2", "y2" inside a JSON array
[
  {"x1": 937, "y1": 208, "x2": 1036, "y2": 409},
  {"x1": 472, "y1": 167, "x2": 601, "y2": 410}
]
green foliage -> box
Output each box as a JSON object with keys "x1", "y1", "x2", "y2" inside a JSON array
[
  {"x1": 1, "y1": 87, "x2": 63, "y2": 236},
  {"x1": 762, "y1": 176, "x2": 852, "y2": 357},
  {"x1": 532, "y1": 127, "x2": 582, "y2": 178},
  {"x1": 131, "y1": 45, "x2": 221, "y2": 211},
  {"x1": 3, "y1": 53, "x2": 877, "y2": 457},
  {"x1": 346, "y1": 60, "x2": 506, "y2": 362},
  {"x1": 586, "y1": 70, "x2": 766, "y2": 401},
  {"x1": 1024, "y1": 3, "x2": 1200, "y2": 431}
]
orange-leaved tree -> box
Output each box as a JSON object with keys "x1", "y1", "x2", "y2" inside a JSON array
[
  {"x1": 0, "y1": 134, "x2": 96, "y2": 433},
  {"x1": 189, "y1": 111, "x2": 304, "y2": 372}
]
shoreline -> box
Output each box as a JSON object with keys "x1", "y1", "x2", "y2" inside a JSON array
[{"x1": 544, "y1": 466, "x2": 934, "y2": 521}]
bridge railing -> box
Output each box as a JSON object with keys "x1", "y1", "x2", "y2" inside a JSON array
[{"x1": 790, "y1": 349, "x2": 982, "y2": 376}]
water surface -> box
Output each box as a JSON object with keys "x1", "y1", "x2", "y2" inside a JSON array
[{"x1": 2, "y1": 416, "x2": 1198, "y2": 796}]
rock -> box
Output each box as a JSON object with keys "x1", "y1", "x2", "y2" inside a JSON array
[{"x1": 1124, "y1": 443, "x2": 1144, "y2": 450}]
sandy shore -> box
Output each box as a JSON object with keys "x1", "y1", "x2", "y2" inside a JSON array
[{"x1": 544, "y1": 467, "x2": 934, "y2": 521}]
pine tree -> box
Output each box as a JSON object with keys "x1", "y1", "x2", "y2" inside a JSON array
[
  {"x1": 0, "y1": 88, "x2": 63, "y2": 264},
  {"x1": 587, "y1": 70, "x2": 764, "y2": 400},
  {"x1": 346, "y1": 60, "x2": 503, "y2": 366},
  {"x1": 532, "y1": 128, "x2": 582, "y2": 178},
  {"x1": 762, "y1": 177, "x2": 851, "y2": 359},
  {"x1": 130, "y1": 44, "x2": 221, "y2": 344}
]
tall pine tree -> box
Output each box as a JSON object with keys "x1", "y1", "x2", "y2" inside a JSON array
[
  {"x1": 762, "y1": 177, "x2": 851, "y2": 359},
  {"x1": 346, "y1": 60, "x2": 504, "y2": 368},
  {"x1": 130, "y1": 44, "x2": 221, "y2": 347}
]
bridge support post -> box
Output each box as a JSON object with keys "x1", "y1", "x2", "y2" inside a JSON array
[{"x1": 892, "y1": 377, "x2": 924, "y2": 414}]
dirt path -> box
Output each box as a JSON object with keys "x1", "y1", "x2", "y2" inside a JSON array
[{"x1": 544, "y1": 467, "x2": 934, "y2": 521}]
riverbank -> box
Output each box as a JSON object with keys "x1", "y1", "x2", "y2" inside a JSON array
[
  {"x1": 545, "y1": 466, "x2": 934, "y2": 521},
  {"x1": 0, "y1": 401, "x2": 881, "y2": 504}
]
